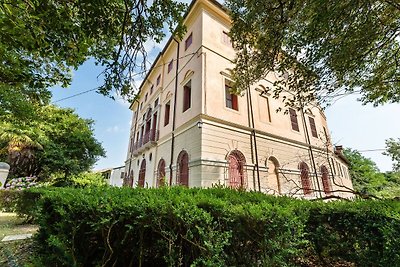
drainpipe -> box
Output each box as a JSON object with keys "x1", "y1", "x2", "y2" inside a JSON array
[
  {"x1": 299, "y1": 100, "x2": 322, "y2": 198},
  {"x1": 127, "y1": 100, "x2": 140, "y2": 187},
  {"x1": 246, "y1": 83, "x2": 261, "y2": 191},
  {"x1": 169, "y1": 38, "x2": 180, "y2": 185}
]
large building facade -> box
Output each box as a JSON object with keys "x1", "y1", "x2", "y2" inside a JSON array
[{"x1": 124, "y1": 0, "x2": 353, "y2": 198}]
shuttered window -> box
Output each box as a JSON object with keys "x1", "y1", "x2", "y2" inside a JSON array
[
  {"x1": 321, "y1": 165, "x2": 331, "y2": 195},
  {"x1": 183, "y1": 81, "x2": 191, "y2": 112},
  {"x1": 225, "y1": 82, "x2": 238, "y2": 111},
  {"x1": 185, "y1": 32, "x2": 193, "y2": 50},
  {"x1": 289, "y1": 108, "x2": 299, "y2": 131},
  {"x1": 308, "y1": 117, "x2": 318, "y2": 137},
  {"x1": 299, "y1": 162, "x2": 312, "y2": 195},
  {"x1": 164, "y1": 101, "x2": 170, "y2": 126},
  {"x1": 168, "y1": 60, "x2": 173, "y2": 73}
]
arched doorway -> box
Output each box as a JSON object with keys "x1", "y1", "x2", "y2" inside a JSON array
[
  {"x1": 177, "y1": 151, "x2": 189, "y2": 186},
  {"x1": 267, "y1": 157, "x2": 281, "y2": 194},
  {"x1": 299, "y1": 162, "x2": 312, "y2": 195},
  {"x1": 228, "y1": 150, "x2": 246, "y2": 189},
  {"x1": 157, "y1": 159, "x2": 166, "y2": 187},
  {"x1": 138, "y1": 159, "x2": 146, "y2": 187},
  {"x1": 320, "y1": 165, "x2": 331, "y2": 195}
]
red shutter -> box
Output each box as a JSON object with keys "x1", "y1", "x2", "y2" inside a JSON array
[
  {"x1": 289, "y1": 108, "x2": 299, "y2": 131},
  {"x1": 138, "y1": 160, "x2": 146, "y2": 187},
  {"x1": 164, "y1": 102, "x2": 170, "y2": 126},
  {"x1": 321, "y1": 166, "x2": 331, "y2": 195},
  {"x1": 232, "y1": 94, "x2": 238, "y2": 110},
  {"x1": 185, "y1": 33, "x2": 192, "y2": 50},
  {"x1": 300, "y1": 162, "x2": 312, "y2": 195},
  {"x1": 157, "y1": 159, "x2": 166, "y2": 187},
  {"x1": 177, "y1": 151, "x2": 189, "y2": 186},
  {"x1": 183, "y1": 83, "x2": 191, "y2": 112},
  {"x1": 309, "y1": 117, "x2": 318, "y2": 137}
]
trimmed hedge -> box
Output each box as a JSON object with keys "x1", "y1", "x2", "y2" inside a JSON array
[{"x1": 19, "y1": 187, "x2": 400, "y2": 266}]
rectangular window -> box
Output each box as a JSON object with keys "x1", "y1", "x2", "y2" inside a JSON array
[
  {"x1": 140, "y1": 102, "x2": 143, "y2": 110},
  {"x1": 156, "y1": 75, "x2": 161, "y2": 86},
  {"x1": 150, "y1": 85, "x2": 154, "y2": 95},
  {"x1": 289, "y1": 108, "x2": 299, "y2": 132},
  {"x1": 168, "y1": 60, "x2": 173, "y2": 73},
  {"x1": 164, "y1": 101, "x2": 170, "y2": 126},
  {"x1": 183, "y1": 80, "x2": 191, "y2": 112},
  {"x1": 120, "y1": 172, "x2": 125, "y2": 179},
  {"x1": 225, "y1": 81, "x2": 238, "y2": 111},
  {"x1": 185, "y1": 32, "x2": 193, "y2": 50},
  {"x1": 154, "y1": 98, "x2": 159, "y2": 108},
  {"x1": 308, "y1": 117, "x2": 318, "y2": 138},
  {"x1": 222, "y1": 31, "x2": 231, "y2": 46},
  {"x1": 145, "y1": 93, "x2": 148, "y2": 102}
]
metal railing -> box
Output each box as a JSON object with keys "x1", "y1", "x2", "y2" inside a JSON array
[{"x1": 132, "y1": 128, "x2": 159, "y2": 153}]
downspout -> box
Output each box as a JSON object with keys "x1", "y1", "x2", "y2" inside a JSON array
[
  {"x1": 299, "y1": 101, "x2": 322, "y2": 198},
  {"x1": 247, "y1": 84, "x2": 261, "y2": 191},
  {"x1": 243, "y1": 47, "x2": 261, "y2": 191},
  {"x1": 169, "y1": 38, "x2": 180, "y2": 185},
  {"x1": 127, "y1": 100, "x2": 140, "y2": 187}
]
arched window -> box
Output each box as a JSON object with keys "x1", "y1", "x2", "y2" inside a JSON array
[
  {"x1": 157, "y1": 159, "x2": 166, "y2": 187},
  {"x1": 228, "y1": 150, "x2": 246, "y2": 189},
  {"x1": 320, "y1": 165, "x2": 331, "y2": 195},
  {"x1": 138, "y1": 159, "x2": 146, "y2": 187},
  {"x1": 299, "y1": 162, "x2": 312, "y2": 195},
  {"x1": 177, "y1": 151, "x2": 189, "y2": 186},
  {"x1": 267, "y1": 157, "x2": 281, "y2": 194}
]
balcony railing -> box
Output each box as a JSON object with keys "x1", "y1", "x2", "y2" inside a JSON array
[{"x1": 132, "y1": 128, "x2": 159, "y2": 154}]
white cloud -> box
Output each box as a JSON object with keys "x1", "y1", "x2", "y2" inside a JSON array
[{"x1": 106, "y1": 125, "x2": 121, "y2": 133}]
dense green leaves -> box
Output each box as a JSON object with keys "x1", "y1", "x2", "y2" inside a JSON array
[
  {"x1": 18, "y1": 187, "x2": 400, "y2": 266},
  {"x1": 0, "y1": 0, "x2": 187, "y2": 100},
  {"x1": 226, "y1": 0, "x2": 400, "y2": 106},
  {"x1": 0, "y1": 105, "x2": 105, "y2": 179},
  {"x1": 384, "y1": 138, "x2": 400, "y2": 172},
  {"x1": 344, "y1": 148, "x2": 400, "y2": 198}
]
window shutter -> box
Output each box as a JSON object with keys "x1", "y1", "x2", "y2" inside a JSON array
[
  {"x1": 308, "y1": 117, "x2": 318, "y2": 137},
  {"x1": 289, "y1": 108, "x2": 299, "y2": 131},
  {"x1": 232, "y1": 94, "x2": 238, "y2": 110},
  {"x1": 164, "y1": 102, "x2": 170, "y2": 126},
  {"x1": 183, "y1": 82, "x2": 191, "y2": 112}
]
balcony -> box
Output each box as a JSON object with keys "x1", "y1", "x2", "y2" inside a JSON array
[{"x1": 132, "y1": 128, "x2": 159, "y2": 156}]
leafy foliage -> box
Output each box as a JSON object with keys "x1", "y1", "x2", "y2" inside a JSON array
[
  {"x1": 0, "y1": 105, "x2": 105, "y2": 180},
  {"x1": 0, "y1": 0, "x2": 187, "y2": 101},
  {"x1": 384, "y1": 138, "x2": 400, "y2": 172},
  {"x1": 226, "y1": 0, "x2": 400, "y2": 106},
  {"x1": 344, "y1": 148, "x2": 400, "y2": 198},
  {"x1": 17, "y1": 187, "x2": 400, "y2": 266},
  {"x1": 52, "y1": 172, "x2": 109, "y2": 188}
]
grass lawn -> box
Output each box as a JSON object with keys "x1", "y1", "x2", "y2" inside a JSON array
[{"x1": 0, "y1": 212, "x2": 38, "y2": 266}]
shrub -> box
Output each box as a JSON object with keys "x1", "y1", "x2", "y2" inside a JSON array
[
  {"x1": 19, "y1": 187, "x2": 400, "y2": 266},
  {"x1": 51, "y1": 172, "x2": 109, "y2": 188}
]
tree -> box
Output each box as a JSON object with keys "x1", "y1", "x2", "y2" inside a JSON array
[
  {"x1": 226, "y1": 0, "x2": 400, "y2": 106},
  {"x1": 0, "y1": 0, "x2": 187, "y2": 100},
  {"x1": 384, "y1": 138, "x2": 400, "y2": 172},
  {"x1": 0, "y1": 104, "x2": 105, "y2": 179},
  {"x1": 343, "y1": 148, "x2": 386, "y2": 195}
]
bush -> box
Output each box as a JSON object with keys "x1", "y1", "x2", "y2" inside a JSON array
[
  {"x1": 51, "y1": 172, "x2": 108, "y2": 188},
  {"x1": 19, "y1": 187, "x2": 400, "y2": 266}
]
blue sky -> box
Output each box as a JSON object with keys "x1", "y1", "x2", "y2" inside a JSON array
[{"x1": 50, "y1": 0, "x2": 400, "y2": 172}]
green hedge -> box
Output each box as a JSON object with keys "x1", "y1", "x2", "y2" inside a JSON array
[{"x1": 19, "y1": 187, "x2": 400, "y2": 266}]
